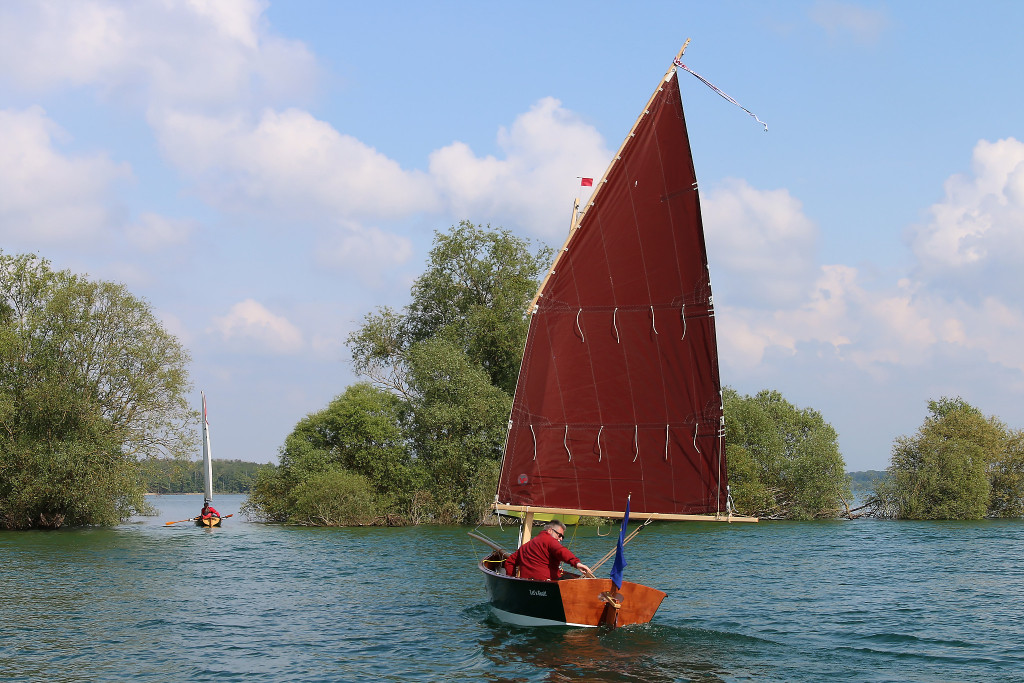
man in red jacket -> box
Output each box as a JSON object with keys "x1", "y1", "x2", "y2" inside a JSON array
[{"x1": 504, "y1": 521, "x2": 592, "y2": 580}]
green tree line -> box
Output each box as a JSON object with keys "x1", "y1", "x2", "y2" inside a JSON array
[
  {"x1": 6, "y1": 238, "x2": 1022, "y2": 529},
  {"x1": 848, "y1": 470, "x2": 888, "y2": 496},
  {"x1": 139, "y1": 458, "x2": 262, "y2": 494}
]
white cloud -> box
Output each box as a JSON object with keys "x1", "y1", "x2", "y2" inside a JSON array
[
  {"x1": 703, "y1": 179, "x2": 819, "y2": 307},
  {"x1": 125, "y1": 212, "x2": 196, "y2": 251},
  {"x1": 152, "y1": 96, "x2": 611, "y2": 243},
  {"x1": 1, "y1": 1, "x2": 614, "y2": 269},
  {"x1": 717, "y1": 140, "x2": 1024, "y2": 383},
  {"x1": 0, "y1": 0, "x2": 316, "y2": 110},
  {"x1": 430, "y1": 97, "x2": 610, "y2": 240},
  {"x1": 809, "y1": 1, "x2": 889, "y2": 43},
  {"x1": 721, "y1": 257, "x2": 1024, "y2": 377},
  {"x1": 0, "y1": 106, "x2": 130, "y2": 244},
  {"x1": 148, "y1": 96, "x2": 611, "y2": 270},
  {"x1": 909, "y1": 138, "x2": 1024, "y2": 295},
  {"x1": 211, "y1": 299, "x2": 304, "y2": 354},
  {"x1": 718, "y1": 264, "x2": 856, "y2": 370},
  {"x1": 315, "y1": 222, "x2": 414, "y2": 280},
  {"x1": 962, "y1": 297, "x2": 1024, "y2": 371},
  {"x1": 152, "y1": 107, "x2": 440, "y2": 221}
]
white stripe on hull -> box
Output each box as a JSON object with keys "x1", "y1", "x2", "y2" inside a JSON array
[{"x1": 488, "y1": 605, "x2": 596, "y2": 628}]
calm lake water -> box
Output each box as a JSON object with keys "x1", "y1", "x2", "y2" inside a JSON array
[{"x1": 2, "y1": 494, "x2": 1023, "y2": 682}]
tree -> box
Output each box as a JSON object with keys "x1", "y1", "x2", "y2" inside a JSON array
[
  {"x1": 873, "y1": 397, "x2": 1019, "y2": 520},
  {"x1": 250, "y1": 223, "x2": 551, "y2": 526},
  {"x1": 988, "y1": 431, "x2": 1024, "y2": 518},
  {"x1": 0, "y1": 252, "x2": 193, "y2": 528},
  {"x1": 404, "y1": 337, "x2": 511, "y2": 523},
  {"x1": 290, "y1": 469, "x2": 381, "y2": 526},
  {"x1": 724, "y1": 387, "x2": 850, "y2": 520},
  {"x1": 242, "y1": 382, "x2": 413, "y2": 524},
  {"x1": 340, "y1": 222, "x2": 550, "y2": 524},
  {"x1": 349, "y1": 221, "x2": 553, "y2": 397}
]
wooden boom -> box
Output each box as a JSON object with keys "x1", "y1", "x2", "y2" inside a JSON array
[{"x1": 493, "y1": 503, "x2": 758, "y2": 523}]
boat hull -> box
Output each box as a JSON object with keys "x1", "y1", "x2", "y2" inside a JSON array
[
  {"x1": 479, "y1": 557, "x2": 665, "y2": 627},
  {"x1": 196, "y1": 516, "x2": 221, "y2": 528}
]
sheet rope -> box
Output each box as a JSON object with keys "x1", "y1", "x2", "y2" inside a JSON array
[{"x1": 673, "y1": 59, "x2": 768, "y2": 132}]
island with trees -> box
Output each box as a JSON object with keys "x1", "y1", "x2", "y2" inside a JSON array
[
  {"x1": 860, "y1": 397, "x2": 1024, "y2": 519},
  {"x1": 243, "y1": 221, "x2": 552, "y2": 526}
]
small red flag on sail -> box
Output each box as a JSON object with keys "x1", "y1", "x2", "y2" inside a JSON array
[{"x1": 580, "y1": 177, "x2": 593, "y2": 187}]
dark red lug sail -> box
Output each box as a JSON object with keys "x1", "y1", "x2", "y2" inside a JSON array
[{"x1": 496, "y1": 71, "x2": 727, "y2": 517}]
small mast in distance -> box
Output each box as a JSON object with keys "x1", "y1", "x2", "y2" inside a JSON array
[{"x1": 196, "y1": 391, "x2": 223, "y2": 527}]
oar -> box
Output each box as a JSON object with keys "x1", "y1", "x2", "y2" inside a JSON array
[
  {"x1": 164, "y1": 513, "x2": 234, "y2": 526},
  {"x1": 164, "y1": 517, "x2": 198, "y2": 526}
]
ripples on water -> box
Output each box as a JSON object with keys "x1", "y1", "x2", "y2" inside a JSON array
[{"x1": 2, "y1": 495, "x2": 1023, "y2": 682}]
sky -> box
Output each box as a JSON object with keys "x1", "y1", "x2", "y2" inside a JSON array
[{"x1": 1, "y1": 0, "x2": 1022, "y2": 471}]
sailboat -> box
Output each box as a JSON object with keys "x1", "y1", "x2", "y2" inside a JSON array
[
  {"x1": 196, "y1": 391, "x2": 222, "y2": 528},
  {"x1": 473, "y1": 43, "x2": 757, "y2": 628}
]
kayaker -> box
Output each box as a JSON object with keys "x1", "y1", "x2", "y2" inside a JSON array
[{"x1": 200, "y1": 502, "x2": 220, "y2": 520}]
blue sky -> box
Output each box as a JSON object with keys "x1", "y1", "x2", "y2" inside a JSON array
[{"x1": 1, "y1": 1, "x2": 1022, "y2": 471}]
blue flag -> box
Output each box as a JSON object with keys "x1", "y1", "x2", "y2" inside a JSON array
[{"x1": 610, "y1": 496, "x2": 630, "y2": 589}]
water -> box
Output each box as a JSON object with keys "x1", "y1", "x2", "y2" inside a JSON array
[{"x1": 2, "y1": 495, "x2": 1023, "y2": 682}]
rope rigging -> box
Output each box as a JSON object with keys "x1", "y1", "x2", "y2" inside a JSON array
[{"x1": 673, "y1": 59, "x2": 768, "y2": 132}]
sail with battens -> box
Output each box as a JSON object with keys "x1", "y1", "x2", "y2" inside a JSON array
[{"x1": 495, "y1": 48, "x2": 733, "y2": 522}]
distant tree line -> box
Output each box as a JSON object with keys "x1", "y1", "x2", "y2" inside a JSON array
[
  {"x1": 139, "y1": 458, "x2": 261, "y2": 494},
  {"x1": 848, "y1": 470, "x2": 888, "y2": 496}
]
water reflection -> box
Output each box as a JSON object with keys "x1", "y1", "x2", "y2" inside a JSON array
[{"x1": 475, "y1": 616, "x2": 765, "y2": 682}]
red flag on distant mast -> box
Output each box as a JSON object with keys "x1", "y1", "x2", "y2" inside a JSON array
[{"x1": 580, "y1": 177, "x2": 593, "y2": 187}]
